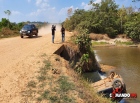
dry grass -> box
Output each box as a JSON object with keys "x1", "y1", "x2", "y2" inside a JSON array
[
  {"x1": 73, "y1": 30, "x2": 79, "y2": 36},
  {"x1": 20, "y1": 53, "x2": 114, "y2": 103},
  {"x1": 71, "y1": 31, "x2": 110, "y2": 41},
  {"x1": 90, "y1": 33, "x2": 110, "y2": 41},
  {"x1": 0, "y1": 27, "x2": 19, "y2": 38},
  {"x1": 116, "y1": 34, "x2": 128, "y2": 39}
]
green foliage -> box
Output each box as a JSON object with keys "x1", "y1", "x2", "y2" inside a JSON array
[
  {"x1": 76, "y1": 53, "x2": 90, "y2": 73},
  {"x1": 92, "y1": 41, "x2": 108, "y2": 45},
  {"x1": 37, "y1": 60, "x2": 51, "y2": 82},
  {"x1": 37, "y1": 75, "x2": 46, "y2": 82},
  {"x1": 74, "y1": 29, "x2": 97, "y2": 73},
  {"x1": 80, "y1": 53, "x2": 89, "y2": 63},
  {"x1": 27, "y1": 80, "x2": 37, "y2": 88},
  {"x1": 105, "y1": 27, "x2": 118, "y2": 38},
  {"x1": 41, "y1": 90, "x2": 50, "y2": 99},
  {"x1": 49, "y1": 95, "x2": 59, "y2": 102},
  {"x1": 63, "y1": 0, "x2": 140, "y2": 41},
  {"x1": 0, "y1": 18, "x2": 10, "y2": 28},
  {"x1": 75, "y1": 30, "x2": 91, "y2": 53},
  {"x1": 0, "y1": 18, "x2": 46, "y2": 38},
  {"x1": 76, "y1": 21, "x2": 91, "y2": 34},
  {"x1": 4, "y1": 10, "x2": 11, "y2": 19},
  {"x1": 0, "y1": 18, "x2": 25, "y2": 38},
  {"x1": 58, "y1": 76, "x2": 74, "y2": 92},
  {"x1": 124, "y1": 21, "x2": 140, "y2": 41},
  {"x1": 115, "y1": 40, "x2": 134, "y2": 45}
]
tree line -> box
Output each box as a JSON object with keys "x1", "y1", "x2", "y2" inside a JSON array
[
  {"x1": 63, "y1": 0, "x2": 140, "y2": 41},
  {"x1": 0, "y1": 10, "x2": 47, "y2": 38},
  {"x1": 0, "y1": 10, "x2": 24, "y2": 31}
]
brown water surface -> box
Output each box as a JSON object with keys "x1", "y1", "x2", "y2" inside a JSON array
[{"x1": 94, "y1": 46, "x2": 140, "y2": 103}]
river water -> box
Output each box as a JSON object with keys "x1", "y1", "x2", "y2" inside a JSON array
[{"x1": 94, "y1": 46, "x2": 140, "y2": 103}]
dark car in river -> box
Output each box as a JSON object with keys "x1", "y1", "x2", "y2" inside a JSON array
[{"x1": 20, "y1": 24, "x2": 38, "y2": 38}]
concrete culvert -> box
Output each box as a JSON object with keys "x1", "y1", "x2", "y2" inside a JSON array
[
  {"x1": 53, "y1": 45, "x2": 72, "y2": 61},
  {"x1": 53, "y1": 44, "x2": 80, "y2": 68},
  {"x1": 54, "y1": 44, "x2": 100, "y2": 72}
]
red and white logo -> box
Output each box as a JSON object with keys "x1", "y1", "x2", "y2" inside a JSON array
[
  {"x1": 110, "y1": 93, "x2": 137, "y2": 98},
  {"x1": 109, "y1": 87, "x2": 137, "y2": 99}
]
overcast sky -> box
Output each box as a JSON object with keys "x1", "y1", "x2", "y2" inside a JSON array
[{"x1": 0, "y1": 0, "x2": 139, "y2": 23}]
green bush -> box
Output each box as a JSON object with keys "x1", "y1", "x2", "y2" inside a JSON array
[
  {"x1": 76, "y1": 21, "x2": 91, "y2": 34},
  {"x1": 74, "y1": 29, "x2": 97, "y2": 73},
  {"x1": 63, "y1": 0, "x2": 140, "y2": 41},
  {"x1": 75, "y1": 32, "x2": 91, "y2": 53},
  {"x1": 105, "y1": 27, "x2": 118, "y2": 38},
  {"x1": 124, "y1": 21, "x2": 140, "y2": 41}
]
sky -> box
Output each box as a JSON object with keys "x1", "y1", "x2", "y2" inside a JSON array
[{"x1": 0, "y1": 0, "x2": 140, "y2": 23}]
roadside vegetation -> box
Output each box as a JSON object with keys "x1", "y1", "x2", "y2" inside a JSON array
[
  {"x1": 72, "y1": 29, "x2": 99, "y2": 73},
  {"x1": 0, "y1": 10, "x2": 47, "y2": 39},
  {"x1": 0, "y1": 18, "x2": 24, "y2": 38},
  {"x1": 63, "y1": 0, "x2": 140, "y2": 42}
]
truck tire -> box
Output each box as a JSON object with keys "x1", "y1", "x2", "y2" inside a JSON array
[
  {"x1": 21, "y1": 35, "x2": 24, "y2": 38},
  {"x1": 111, "y1": 78, "x2": 126, "y2": 102},
  {"x1": 29, "y1": 33, "x2": 33, "y2": 38},
  {"x1": 36, "y1": 33, "x2": 38, "y2": 37}
]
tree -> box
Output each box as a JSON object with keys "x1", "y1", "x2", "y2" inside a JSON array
[
  {"x1": 132, "y1": 0, "x2": 140, "y2": 12},
  {"x1": 1, "y1": 18, "x2": 10, "y2": 27},
  {"x1": 63, "y1": 0, "x2": 140, "y2": 40},
  {"x1": 117, "y1": 5, "x2": 127, "y2": 33},
  {"x1": 4, "y1": 10, "x2": 11, "y2": 28},
  {"x1": 67, "y1": 8, "x2": 73, "y2": 18},
  {"x1": 132, "y1": 0, "x2": 140, "y2": 2},
  {"x1": 4, "y1": 10, "x2": 11, "y2": 20}
]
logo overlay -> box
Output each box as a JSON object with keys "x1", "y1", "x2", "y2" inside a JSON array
[
  {"x1": 110, "y1": 88, "x2": 137, "y2": 99},
  {"x1": 110, "y1": 93, "x2": 137, "y2": 98}
]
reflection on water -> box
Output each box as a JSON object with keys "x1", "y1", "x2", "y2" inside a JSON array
[{"x1": 94, "y1": 46, "x2": 140, "y2": 103}]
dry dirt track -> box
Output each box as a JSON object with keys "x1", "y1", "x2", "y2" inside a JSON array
[{"x1": 0, "y1": 28, "x2": 71, "y2": 103}]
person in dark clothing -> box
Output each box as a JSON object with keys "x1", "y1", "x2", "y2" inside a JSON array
[
  {"x1": 61, "y1": 25, "x2": 65, "y2": 42},
  {"x1": 51, "y1": 25, "x2": 56, "y2": 43}
]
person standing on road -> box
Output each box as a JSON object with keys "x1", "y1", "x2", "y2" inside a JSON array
[
  {"x1": 51, "y1": 25, "x2": 56, "y2": 43},
  {"x1": 61, "y1": 25, "x2": 65, "y2": 42}
]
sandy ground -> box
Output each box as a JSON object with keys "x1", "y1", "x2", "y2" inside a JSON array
[{"x1": 0, "y1": 25, "x2": 71, "y2": 103}]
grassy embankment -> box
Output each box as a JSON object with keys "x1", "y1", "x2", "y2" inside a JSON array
[
  {"x1": 21, "y1": 56, "x2": 113, "y2": 103},
  {"x1": 21, "y1": 34, "x2": 114, "y2": 103},
  {"x1": 115, "y1": 40, "x2": 134, "y2": 45}
]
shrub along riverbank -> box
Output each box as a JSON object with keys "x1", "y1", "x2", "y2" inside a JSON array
[{"x1": 63, "y1": 0, "x2": 140, "y2": 41}]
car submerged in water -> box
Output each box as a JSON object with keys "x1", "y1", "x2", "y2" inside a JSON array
[
  {"x1": 20, "y1": 24, "x2": 38, "y2": 38},
  {"x1": 93, "y1": 71, "x2": 127, "y2": 102}
]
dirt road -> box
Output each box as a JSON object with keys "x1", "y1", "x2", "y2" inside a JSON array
[{"x1": 0, "y1": 27, "x2": 71, "y2": 103}]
